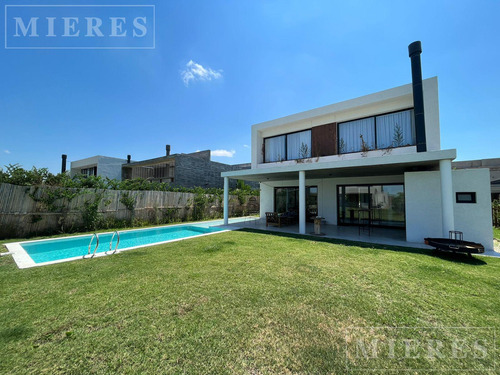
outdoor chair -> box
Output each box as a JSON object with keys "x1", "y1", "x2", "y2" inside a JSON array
[{"x1": 265, "y1": 212, "x2": 296, "y2": 227}]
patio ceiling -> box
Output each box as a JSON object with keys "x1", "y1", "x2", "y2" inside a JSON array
[{"x1": 222, "y1": 149, "x2": 456, "y2": 182}]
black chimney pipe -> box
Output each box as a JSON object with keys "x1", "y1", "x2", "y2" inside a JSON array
[
  {"x1": 166, "y1": 145, "x2": 171, "y2": 156},
  {"x1": 127, "y1": 155, "x2": 131, "y2": 164},
  {"x1": 61, "y1": 154, "x2": 67, "y2": 174},
  {"x1": 408, "y1": 41, "x2": 427, "y2": 152}
]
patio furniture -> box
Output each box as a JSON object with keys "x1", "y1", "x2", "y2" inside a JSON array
[
  {"x1": 281, "y1": 211, "x2": 298, "y2": 225},
  {"x1": 265, "y1": 211, "x2": 297, "y2": 227},
  {"x1": 358, "y1": 209, "x2": 371, "y2": 235},
  {"x1": 265, "y1": 212, "x2": 278, "y2": 227},
  {"x1": 313, "y1": 217, "x2": 325, "y2": 235}
]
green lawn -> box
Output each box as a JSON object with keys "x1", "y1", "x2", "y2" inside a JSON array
[
  {"x1": 494, "y1": 226, "x2": 500, "y2": 240},
  {"x1": 1, "y1": 229, "x2": 499, "y2": 374}
]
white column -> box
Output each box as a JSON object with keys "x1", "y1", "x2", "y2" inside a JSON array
[
  {"x1": 439, "y1": 159, "x2": 454, "y2": 237},
  {"x1": 299, "y1": 170, "x2": 306, "y2": 234},
  {"x1": 223, "y1": 177, "x2": 229, "y2": 225}
]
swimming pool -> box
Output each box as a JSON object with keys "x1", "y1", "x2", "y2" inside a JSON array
[{"x1": 5, "y1": 220, "x2": 238, "y2": 269}]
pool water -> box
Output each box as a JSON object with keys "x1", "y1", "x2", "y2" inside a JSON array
[{"x1": 21, "y1": 225, "x2": 225, "y2": 264}]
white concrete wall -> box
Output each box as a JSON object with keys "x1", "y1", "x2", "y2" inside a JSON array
[
  {"x1": 405, "y1": 169, "x2": 493, "y2": 250},
  {"x1": 259, "y1": 182, "x2": 275, "y2": 218},
  {"x1": 452, "y1": 169, "x2": 493, "y2": 249},
  {"x1": 70, "y1": 156, "x2": 100, "y2": 177},
  {"x1": 70, "y1": 156, "x2": 126, "y2": 180},
  {"x1": 96, "y1": 156, "x2": 126, "y2": 180},
  {"x1": 251, "y1": 77, "x2": 440, "y2": 166},
  {"x1": 404, "y1": 171, "x2": 443, "y2": 242},
  {"x1": 422, "y1": 77, "x2": 440, "y2": 151}
]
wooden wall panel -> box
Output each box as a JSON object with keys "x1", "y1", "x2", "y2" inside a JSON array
[{"x1": 311, "y1": 122, "x2": 337, "y2": 157}]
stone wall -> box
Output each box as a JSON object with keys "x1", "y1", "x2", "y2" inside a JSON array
[{"x1": 173, "y1": 154, "x2": 257, "y2": 189}]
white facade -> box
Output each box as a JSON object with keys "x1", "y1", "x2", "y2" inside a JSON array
[
  {"x1": 222, "y1": 77, "x2": 494, "y2": 251},
  {"x1": 251, "y1": 78, "x2": 441, "y2": 169},
  {"x1": 405, "y1": 169, "x2": 492, "y2": 247},
  {"x1": 70, "y1": 156, "x2": 127, "y2": 180}
]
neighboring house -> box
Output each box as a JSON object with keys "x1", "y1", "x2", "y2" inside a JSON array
[
  {"x1": 122, "y1": 149, "x2": 254, "y2": 189},
  {"x1": 69, "y1": 156, "x2": 127, "y2": 181},
  {"x1": 221, "y1": 42, "x2": 493, "y2": 251},
  {"x1": 453, "y1": 158, "x2": 500, "y2": 201},
  {"x1": 70, "y1": 148, "x2": 255, "y2": 189}
]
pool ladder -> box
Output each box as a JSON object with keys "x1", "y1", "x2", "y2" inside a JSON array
[
  {"x1": 106, "y1": 231, "x2": 120, "y2": 255},
  {"x1": 84, "y1": 233, "x2": 100, "y2": 259},
  {"x1": 84, "y1": 231, "x2": 120, "y2": 259}
]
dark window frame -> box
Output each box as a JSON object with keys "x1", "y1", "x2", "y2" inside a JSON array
[
  {"x1": 263, "y1": 134, "x2": 286, "y2": 163},
  {"x1": 456, "y1": 192, "x2": 477, "y2": 204},
  {"x1": 264, "y1": 129, "x2": 312, "y2": 163},
  {"x1": 337, "y1": 108, "x2": 415, "y2": 155},
  {"x1": 262, "y1": 108, "x2": 415, "y2": 163},
  {"x1": 80, "y1": 166, "x2": 97, "y2": 177},
  {"x1": 336, "y1": 183, "x2": 406, "y2": 229},
  {"x1": 273, "y1": 185, "x2": 318, "y2": 213}
]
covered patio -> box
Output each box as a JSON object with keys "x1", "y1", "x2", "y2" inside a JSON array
[
  {"x1": 219, "y1": 217, "x2": 430, "y2": 249},
  {"x1": 221, "y1": 150, "x2": 457, "y2": 244}
]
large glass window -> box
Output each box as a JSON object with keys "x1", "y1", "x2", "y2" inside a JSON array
[
  {"x1": 275, "y1": 186, "x2": 318, "y2": 220},
  {"x1": 287, "y1": 130, "x2": 311, "y2": 160},
  {"x1": 338, "y1": 109, "x2": 415, "y2": 154},
  {"x1": 376, "y1": 110, "x2": 415, "y2": 149},
  {"x1": 264, "y1": 130, "x2": 311, "y2": 162},
  {"x1": 337, "y1": 184, "x2": 405, "y2": 228},
  {"x1": 264, "y1": 135, "x2": 286, "y2": 162},
  {"x1": 337, "y1": 186, "x2": 370, "y2": 224},
  {"x1": 338, "y1": 118, "x2": 375, "y2": 153}
]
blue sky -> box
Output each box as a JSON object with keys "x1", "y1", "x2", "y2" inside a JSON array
[{"x1": 1, "y1": 0, "x2": 499, "y2": 173}]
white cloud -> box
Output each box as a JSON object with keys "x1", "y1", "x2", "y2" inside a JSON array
[
  {"x1": 211, "y1": 149, "x2": 235, "y2": 158},
  {"x1": 181, "y1": 60, "x2": 222, "y2": 86},
  {"x1": 4, "y1": 150, "x2": 10, "y2": 154},
  {"x1": 243, "y1": 144, "x2": 250, "y2": 148}
]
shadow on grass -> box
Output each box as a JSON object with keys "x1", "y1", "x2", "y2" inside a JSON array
[
  {"x1": 0, "y1": 326, "x2": 32, "y2": 344},
  {"x1": 236, "y1": 228, "x2": 487, "y2": 266},
  {"x1": 430, "y1": 250, "x2": 488, "y2": 265},
  {"x1": 202, "y1": 240, "x2": 236, "y2": 253}
]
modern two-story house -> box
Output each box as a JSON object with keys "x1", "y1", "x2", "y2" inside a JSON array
[{"x1": 221, "y1": 42, "x2": 493, "y2": 251}]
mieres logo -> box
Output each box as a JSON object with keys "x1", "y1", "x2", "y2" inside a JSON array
[
  {"x1": 5, "y1": 5, "x2": 155, "y2": 49},
  {"x1": 345, "y1": 327, "x2": 496, "y2": 372}
]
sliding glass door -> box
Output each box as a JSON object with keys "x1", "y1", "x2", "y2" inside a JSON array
[
  {"x1": 274, "y1": 186, "x2": 318, "y2": 220},
  {"x1": 337, "y1": 184, "x2": 405, "y2": 228}
]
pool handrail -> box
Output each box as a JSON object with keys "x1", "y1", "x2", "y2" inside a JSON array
[
  {"x1": 107, "y1": 231, "x2": 120, "y2": 255},
  {"x1": 85, "y1": 233, "x2": 99, "y2": 259}
]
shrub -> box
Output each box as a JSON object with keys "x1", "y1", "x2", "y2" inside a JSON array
[{"x1": 0, "y1": 164, "x2": 259, "y2": 197}]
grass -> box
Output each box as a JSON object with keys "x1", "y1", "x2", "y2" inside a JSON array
[
  {"x1": 494, "y1": 226, "x2": 500, "y2": 240},
  {"x1": 1, "y1": 229, "x2": 499, "y2": 374}
]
